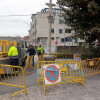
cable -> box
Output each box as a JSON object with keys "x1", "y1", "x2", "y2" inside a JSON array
[{"x1": 0, "y1": 14, "x2": 32, "y2": 17}]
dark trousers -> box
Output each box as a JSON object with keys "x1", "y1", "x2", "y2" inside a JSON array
[
  {"x1": 10, "y1": 58, "x2": 19, "y2": 71},
  {"x1": 32, "y1": 56, "x2": 34, "y2": 66}
]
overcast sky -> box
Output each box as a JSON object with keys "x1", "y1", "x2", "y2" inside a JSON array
[{"x1": 0, "y1": 0, "x2": 57, "y2": 37}]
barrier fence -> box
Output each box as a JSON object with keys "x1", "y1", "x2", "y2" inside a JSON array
[
  {"x1": 81, "y1": 58, "x2": 100, "y2": 77},
  {"x1": 24, "y1": 55, "x2": 34, "y2": 73},
  {"x1": 37, "y1": 61, "x2": 85, "y2": 95},
  {"x1": 44, "y1": 53, "x2": 89, "y2": 60},
  {"x1": 0, "y1": 64, "x2": 27, "y2": 97},
  {"x1": 0, "y1": 55, "x2": 99, "y2": 97},
  {"x1": 38, "y1": 54, "x2": 43, "y2": 61},
  {"x1": 0, "y1": 40, "x2": 17, "y2": 58},
  {"x1": 53, "y1": 53, "x2": 73, "y2": 59}
]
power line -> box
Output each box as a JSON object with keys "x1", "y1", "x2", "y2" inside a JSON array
[{"x1": 0, "y1": 14, "x2": 32, "y2": 17}]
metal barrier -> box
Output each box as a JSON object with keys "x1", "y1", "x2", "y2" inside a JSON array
[
  {"x1": 24, "y1": 56, "x2": 34, "y2": 73},
  {"x1": 44, "y1": 53, "x2": 73, "y2": 59},
  {"x1": 0, "y1": 64, "x2": 27, "y2": 97},
  {"x1": 37, "y1": 61, "x2": 85, "y2": 95},
  {"x1": 44, "y1": 53, "x2": 89, "y2": 60},
  {"x1": 38, "y1": 54, "x2": 43, "y2": 61},
  {"x1": 81, "y1": 58, "x2": 100, "y2": 77},
  {"x1": 0, "y1": 40, "x2": 17, "y2": 58}
]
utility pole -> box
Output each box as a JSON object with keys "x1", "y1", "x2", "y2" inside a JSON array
[
  {"x1": 46, "y1": 0, "x2": 55, "y2": 55},
  {"x1": 44, "y1": 0, "x2": 56, "y2": 61}
]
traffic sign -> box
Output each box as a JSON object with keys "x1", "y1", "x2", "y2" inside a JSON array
[
  {"x1": 55, "y1": 41, "x2": 58, "y2": 45},
  {"x1": 43, "y1": 64, "x2": 61, "y2": 85},
  {"x1": 74, "y1": 54, "x2": 81, "y2": 61}
]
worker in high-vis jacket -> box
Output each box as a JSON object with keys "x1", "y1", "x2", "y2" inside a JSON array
[
  {"x1": 8, "y1": 43, "x2": 19, "y2": 71},
  {"x1": 37, "y1": 43, "x2": 44, "y2": 61}
]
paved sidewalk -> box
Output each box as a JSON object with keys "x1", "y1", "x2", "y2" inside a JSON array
[{"x1": 0, "y1": 74, "x2": 100, "y2": 100}]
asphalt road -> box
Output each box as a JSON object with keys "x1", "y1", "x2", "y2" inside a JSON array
[
  {"x1": 1, "y1": 57, "x2": 100, "y2": 100},
  {"x1": 1, "y1": 74, "x2": 100, "y2": 100}
]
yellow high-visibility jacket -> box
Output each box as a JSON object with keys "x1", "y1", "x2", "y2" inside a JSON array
[
  {"x1": 8, "y1": 46, "x2": 18, "y2": 56},
  {"x1": 37, "y1": 46, "x2": 44, "y2": 55}
]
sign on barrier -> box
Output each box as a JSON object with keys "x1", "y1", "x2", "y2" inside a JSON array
[
  {"x1": 74, "y1": 54, "x2": 81, "y2": 61},
  {"x1": 37, "y1": 61, "x2": 85, "y2": 95},
  {"x1": 43, "y1": 64, "x2": 61, "y2": 85},
  {"x1": 68, "y1": 63, "x2": 79, "y2": 70}
]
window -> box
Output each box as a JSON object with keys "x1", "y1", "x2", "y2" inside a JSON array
[
  {"x1": 59, "y1": 19, "x2": 63, "y2": 24},
  {"x1": 59, "y1": 29, "x2": 63, "y2": 33},
  {"x1": 51, "y1": 28, "x2": 54, "y2": 33},
  {"x1": 79, "y1": 43, "x2": 82, "y2": 47},
  {"x1": 61, "y1": 10, "x2": 64, "y2": 14},
  {"x1": 65, "y1": 38, "x2": 68, "y2": 42},
  {"x1": 57, "y1": 10, "x2": 61, "y2": 13},
  {"x1": 51, "y1": 37, "x2": 54, "y2": 40},
  {"x1": 53, "y1": 9, "x2": 56, "y2": 13},
  {"x1": 61, "y1": 38, "x2": 64, "y2": 43},
  {"x1": 69, "y1": 38, "x2": 72, "y2": 42},
  {"x1": 65, "y1": 19, "x2": 70, "y2": 24},
  {"x1": 74, "y1": 38, "x2": 78, "y2": 43},
  {"x1": 65, "y1": 29, "x2": 71, "y2": 33},
  {"x1": 65, "y1": 38, "x2": 72, "y2": 42},
  {"x1": 75, "y1": 31, "x2": 77, "y2": 35}
]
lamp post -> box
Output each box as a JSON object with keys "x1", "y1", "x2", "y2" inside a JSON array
[{"x1": 14, "y1": 34, "x2": 21, "y2": 45}]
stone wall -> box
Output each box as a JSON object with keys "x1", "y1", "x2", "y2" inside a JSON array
[{"x1": 57, "y1": 46, "x2": 90, "y2": 53}]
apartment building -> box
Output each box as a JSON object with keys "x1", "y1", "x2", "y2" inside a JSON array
[{"x1": 28, "y1": 8, "x2": 85, "y2": 53}]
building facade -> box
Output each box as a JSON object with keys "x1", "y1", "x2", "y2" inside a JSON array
[{"x1": 28, "y1": 8, "x2": 85, "y2": 53}]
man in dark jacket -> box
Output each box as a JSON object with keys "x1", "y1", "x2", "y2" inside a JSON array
[{"x1": 26, "y1": 45, "x2": 36, "y2": 67}]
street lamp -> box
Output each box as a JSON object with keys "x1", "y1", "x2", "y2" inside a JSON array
[
  {"x1": 14, "y1": 34, "x2": 21, "y2": 44},
  {"x1": 23, "y1": 22, "x2": 34, "y2": 46}
]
